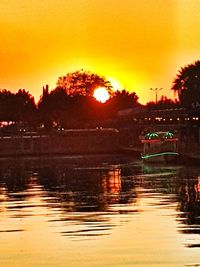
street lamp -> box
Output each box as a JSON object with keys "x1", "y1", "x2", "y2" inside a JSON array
[{"x1": 150, "y1": 88, "x2": 163, "y2": 103}]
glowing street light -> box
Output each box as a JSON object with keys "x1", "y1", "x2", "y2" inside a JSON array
[{"x1": 150, "y1": 87, "x2": 163, "y2": 103}]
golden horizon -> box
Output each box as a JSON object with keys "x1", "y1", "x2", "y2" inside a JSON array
[{"x1": 0, "y1": 0, "x2": 199, "y2": 104}]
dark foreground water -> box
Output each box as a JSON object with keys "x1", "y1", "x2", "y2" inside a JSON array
[{"x1": 0, "y1": 155, "x2": 200, "y2": 267}]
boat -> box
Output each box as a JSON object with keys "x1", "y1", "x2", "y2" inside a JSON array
[{"x1": 141, "y1": 131, "x2": 179, "y2": 163}]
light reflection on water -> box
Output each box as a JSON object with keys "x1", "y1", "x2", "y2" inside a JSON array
[{"x1": 0, "y1": 156, "x2": 200, "y2": 266}]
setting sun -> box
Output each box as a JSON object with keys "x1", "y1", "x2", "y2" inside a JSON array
[{"x1": 93, "y1": 87, "x2": 110, "y2": 103}]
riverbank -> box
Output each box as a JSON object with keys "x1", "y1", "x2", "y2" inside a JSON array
[{"x1": 0, "y1": 128, "x2": 120, "y2": 156}]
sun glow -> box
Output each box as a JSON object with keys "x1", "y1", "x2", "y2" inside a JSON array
[
  {"x1": 93, "y1": 87, "x2": 110, "y2": 103},
  {"x1": 108, "y1": 77, "x2": 122, "y2": 91}
]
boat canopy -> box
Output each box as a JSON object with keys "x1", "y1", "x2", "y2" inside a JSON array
[
  {"x1": 144, "y1": 132, "x2": 159, "y2": 140},
  {"x1": 163, "y1": 131, "x2": 174, "y2": 139},
  {"x1": 144, "y1": 131, "x2": 176, "y2": 140}
]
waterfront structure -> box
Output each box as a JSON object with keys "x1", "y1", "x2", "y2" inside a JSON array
[
  {"x1": 141, "y1": 131, "x2": 179, "y2": 162},
  {"x1": 0, "y1": 128, "x2": 119, "y2": 157}
]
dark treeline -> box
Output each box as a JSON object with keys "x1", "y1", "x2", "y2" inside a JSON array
[
  {"x1": 0, "y1": 70, "x2": 141, "y2": 130},
  {"x1": 38, "y1": 87, "x2": 140, "y2": 129},
  {"x1": 0, "y1": 87, "x2": 141, "y2": 131},
  {"x1": 146, "y1": 96, "x2": 180, "y2": 110},
  {"x1": 1, "y1": 60, "x2": 200, "y2": 131},
  {"x1": 0, "y1": 89, "x2": 37, "y2": 126}
]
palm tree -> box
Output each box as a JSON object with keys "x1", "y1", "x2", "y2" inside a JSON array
[
  {"x1": 172, "y1": 60, "x2": 200, "y2": 108},
  {"x1": 108, "y1": 89, "x2": 139, "y2": 110}
]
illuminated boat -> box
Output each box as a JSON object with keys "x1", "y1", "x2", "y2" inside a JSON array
[{"x1": 141, "y1": 131, "x2": 179, "y2": 163}]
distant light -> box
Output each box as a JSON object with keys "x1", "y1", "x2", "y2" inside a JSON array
[
  {"x1": 192, "y1": 117, "x2": 199, "y2": 120},
  {"x1": 155, "y1": 117, "x2": 162, "y2": 121}
]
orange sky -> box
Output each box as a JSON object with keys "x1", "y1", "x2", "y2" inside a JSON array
[{"x1": 0, "y1": 0, "x2": 200, "y2": 104}]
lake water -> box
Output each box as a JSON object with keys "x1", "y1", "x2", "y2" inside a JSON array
[{"x1": 0, "y1": 155, "x2": 200, "y2": 267}]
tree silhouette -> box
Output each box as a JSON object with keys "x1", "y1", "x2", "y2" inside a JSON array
[
  {"x1": 38, "y1": 87, "x2": 69, "y2": 129},
  {"x1": 99, "y1": 89, "x2": 140, "y2": 120},
  {"x1": 108, "y1": 89, "x2": 139, "y2": 109},
  {"x1": 14, "y1": 89, "x2": 37, "y2": 123},
  {"x1": 56, "y1": 69, "x2": 113, "y2": 96},
  {"x1": 172, "y1": 60, "x2": 200, "y2": 108},
  {"x1": 0, "y1": 89, "x2": 37, "y2": 125},
  {"x1": 147, "y1": 96, "x2": 179, "y2": 110},
  {"x1": 38, "y1": 73, "x2": 140, "y2": 129},
  {"x1": 38, "y1": 87, "x2": 110, "y2": 129},
  {"x1": 0, "y1": 90, "x2": 14, "y2": 122}
]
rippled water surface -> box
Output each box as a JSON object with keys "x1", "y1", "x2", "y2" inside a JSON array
[{"x1": 0, "y1": 155, "x2": 200, "y2": 267}]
